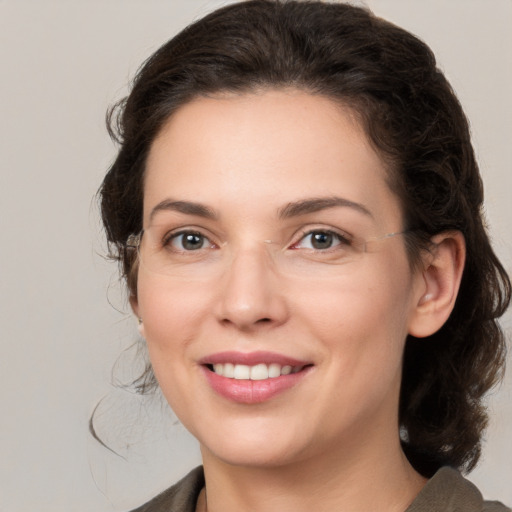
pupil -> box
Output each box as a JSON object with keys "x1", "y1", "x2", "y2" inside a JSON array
[
  {"x1": 312, "y1": 232, "x2": 332, "y2": 249},
  {"x1": 183, "y1": 234, "x2": 203, "y2": 250}
]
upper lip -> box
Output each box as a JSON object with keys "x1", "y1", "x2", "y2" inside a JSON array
[{"x1": 199, "y1": 350, "x2": 311, "y2": 367}]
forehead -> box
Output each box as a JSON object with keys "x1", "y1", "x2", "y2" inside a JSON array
[{"x1": 143, "y1": 89, "x2": 402, "y2": 229}]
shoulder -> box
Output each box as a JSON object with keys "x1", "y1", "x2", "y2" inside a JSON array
[
  {"x1": 406, "y1": 466, "x2": 510, "y2": 512},
  {"x1": 128, "y1": 466, "x2": 204, "y2": 512},
  {"x1": 126, "y1": 465, "x2": 509, "y2": 512}
]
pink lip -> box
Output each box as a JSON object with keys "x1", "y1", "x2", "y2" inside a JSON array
[
  {"x1": 199, "y1": 350, "x2": 308, "y2": 367},
  {"x1": 199, "y1": 351, "x2": 313, "y2": 404}
]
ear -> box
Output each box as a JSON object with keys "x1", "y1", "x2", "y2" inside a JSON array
[
  {"x1": 408, "y1": 231, "x2": 466, "y2": 338},
  {"x1": 130, "y1": 295, "x2": 145, "y2": 338}
]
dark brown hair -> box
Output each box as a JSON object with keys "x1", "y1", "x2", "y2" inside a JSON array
[{"x1": 99, "y1": 0, "x2": 510, "y2": 476}]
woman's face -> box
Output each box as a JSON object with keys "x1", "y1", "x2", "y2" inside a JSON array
[{"x1": 134, "y1": 90, "x2": 426, "y2": 468}]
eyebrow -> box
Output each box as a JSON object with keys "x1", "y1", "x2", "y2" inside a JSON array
[
  {"x1": 278, "y1": 196, "x2": 373, "y2": 219},
  {"x1": 149, "y1": 196, "x2": 373, "y2": 223},
  {"x1": 149, "y1": 199, "x2": 218, "y2": 222}
]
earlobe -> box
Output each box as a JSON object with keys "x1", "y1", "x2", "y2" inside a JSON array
[
  {"x1": 137, "y1": 317, "x2": 145, "y2": 337},
  {"x1": 408, "y1": 231, "x2": 466, "y2": 338},
  {"x1": 130, "y1": 295, "x2": 145, "y2": 338},
  {"x1": 418, "y1": 293, "x2": 433, "y2": 305}
]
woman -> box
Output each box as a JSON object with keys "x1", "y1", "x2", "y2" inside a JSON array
[{"x1": 98, "y1": 1, "x2": 511, "y2": 510}]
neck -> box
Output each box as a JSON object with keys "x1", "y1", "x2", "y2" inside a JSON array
[{"x1": 199, "y1": 427, "x2": 426, "y2": 512}]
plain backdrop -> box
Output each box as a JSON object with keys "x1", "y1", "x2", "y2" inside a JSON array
[{"x1": 1, "y1": 1, "x2": 511, "y2": 510}]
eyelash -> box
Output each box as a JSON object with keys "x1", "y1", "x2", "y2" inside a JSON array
[
  {"x1": 162, "y1": 227, "x2": 353, "y2": 252},
  {"x1": 290, "y1": 229, "x2": 353, "y2": 251},
  {"x1": 162, "y1": 230, "x2": 215, "y2": 251}
]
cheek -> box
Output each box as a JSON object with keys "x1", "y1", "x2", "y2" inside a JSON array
[
  {"x1": 136, "y1": 275, "x2": 212, "y2": 416},
  {"x1": 136, "y1": 275, "x2": 209, "y2": 368},
  {"x1": 294, "y1": 260, "x2": 413, "y2": 365}
]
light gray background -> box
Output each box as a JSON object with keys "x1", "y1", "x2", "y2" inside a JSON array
[{"x1": 1, "y1": 1, "x2": 510, "y2": 510}]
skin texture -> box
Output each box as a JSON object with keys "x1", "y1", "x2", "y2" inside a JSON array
[{"x1": 132, "y1": 89, "x2": 465, "y2": 512}]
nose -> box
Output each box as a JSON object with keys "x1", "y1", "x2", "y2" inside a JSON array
[{"x1": 214, "y1": 245, "x2": 289, "y2": 331}]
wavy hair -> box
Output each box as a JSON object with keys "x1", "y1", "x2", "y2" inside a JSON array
[{"x1": 98, "y1": 0, "x2": 510, "y2": 476}]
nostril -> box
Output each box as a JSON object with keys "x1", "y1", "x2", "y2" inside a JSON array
[{"x1": 257, "y1": 318, "x2": 272, "y2": 323}]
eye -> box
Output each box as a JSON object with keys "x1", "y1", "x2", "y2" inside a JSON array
[
  {"x1": 166, "y1": 231, "x2": 213, "y2": 251},
  {"x1": 292, "y1": 229, "x2": 351, "y2": 250}
]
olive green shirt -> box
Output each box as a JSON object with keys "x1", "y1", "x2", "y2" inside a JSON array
[{"x1": 130, "y1": 466, "x2": 510, "y2": 512}]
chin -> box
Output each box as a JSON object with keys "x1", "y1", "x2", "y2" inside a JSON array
[
  {"x1": 195, "y1": 417, "x2": 318, "y2": 469},
  {"x1": 202, "y1": 439, "x2": 304, "y2": 469}
]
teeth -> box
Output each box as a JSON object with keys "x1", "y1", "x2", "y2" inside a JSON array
[
  {"x1": 211, "y1": 363, "x2": 303, "y2": 380},
  {"x1": 268, "y1": 363, "x2": 281, "y2": 378},
  {"x1": 223, "y1": 363, "x2": 235, "y2": 378},
  {"x1": 281, "y1": 365, "x2": 292, "y2": 375},
  {"x1": 233, "y1": 364, "x2": 250, "y2": 380},
  {"x1": 250, "y1": 363, "x2": 268, "y2": 380}
]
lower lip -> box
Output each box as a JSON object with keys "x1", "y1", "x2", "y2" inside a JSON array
[{"x1": 201, "y1": 366, "x2": 312, "y2": 404}]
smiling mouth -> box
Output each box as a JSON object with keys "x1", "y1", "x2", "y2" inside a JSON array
[
  {"x1": 205, "y1": 363, "x2": 311, "y2": 380},
  {"x1": 201, "y1": 354, "x2": 314, "y2": 403}
]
